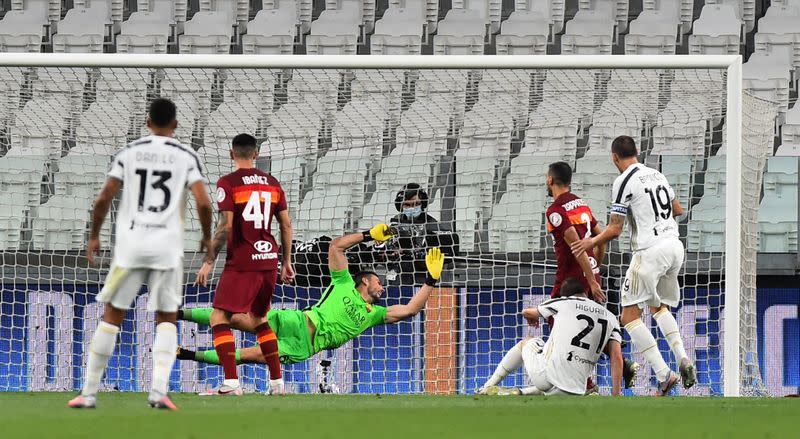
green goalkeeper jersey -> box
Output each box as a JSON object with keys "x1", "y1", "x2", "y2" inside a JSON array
[{"x1": 305, "y1": 268, "x2": 387, "y2": 353}]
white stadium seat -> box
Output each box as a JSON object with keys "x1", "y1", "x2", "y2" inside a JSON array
[
  {"x1": 179, "y1": 11, "x2": 232, "y2": 54},
  {"x1": 116, "y1": 12, "x2": 170, "y2": 54},
  {"x1": 371, "y1": 9, "x2": 424, "y2": 55},
  {"x1": 242, "y1": 7, "x2": 297, "y2": 55},
  {"x1": 434, "y1": 9, "x2": 485, "y2": 55},
  {"x1": 495, "y1": 11, "x2": 549, "y2": 55},
  {"x1": 625, "y1": 8, "x2": 678, "y2": 55},
  {"x1": 759, "y1": 157, "x2": 798, "y2": 252},
  {"x1": 561, "y1": 9, "x2": 614, "y2": 55},
  {"x1": 515, "y1": 0, "x2": 565, "y2": 33},
  {"x1": 689, "y1": 4, "x2": 742, "y2": 55},
  {"x1": 743, "y1": 52, "x2": 792, "y2": 127},
  {"x1": 52, "y1": 6, "x2": 107, "y2": 53}
]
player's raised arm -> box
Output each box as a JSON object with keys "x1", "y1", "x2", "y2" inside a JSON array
[
  {"x1": 328, "y1": 224, "x2": 393, "y2": 271},
  {"x1": 384, "y1": 247, "x2": 444, "y2": 324},
  {"x1": 591, "y1": 222, "x2": 607, "y2": 267},
  {"x1": 572, "y1": 213, "x2": 624, "y2": 258},
  {"x1": 87, "y1": 176, "x2": 123, "y2": 266},
  {"x1": 607, "y1": 339, "x2": 624, "y2": 396}
]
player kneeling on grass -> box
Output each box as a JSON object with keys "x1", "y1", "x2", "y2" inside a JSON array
[
  {"x1": 478, "y1": 277, "x2": 624, "y2": 396},
  {"x1": 178, "y1": 226, "x2": 445, "y2": 379}
]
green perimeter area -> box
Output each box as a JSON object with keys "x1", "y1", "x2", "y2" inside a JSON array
[{"x1": 0, "y1": 393, "x2": 794, "y2": 439}]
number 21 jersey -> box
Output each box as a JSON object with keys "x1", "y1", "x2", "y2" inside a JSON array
[
  {"x1": 216, "y1": 168, "x2": 287, "y2": 271},
  {"x1": 610, "y1": 163, "x2": 679, "y2": 252},
  {"x1": 108, "y1": 135, "x2": 205, "y2": 269}
]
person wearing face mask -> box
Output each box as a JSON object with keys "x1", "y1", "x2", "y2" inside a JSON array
[{"x1": 381, "y1": 183, "x2": 458, "y2": 284}]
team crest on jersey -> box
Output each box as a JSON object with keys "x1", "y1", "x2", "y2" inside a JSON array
[
  {"x1": 548, "y1": 212, "x2": 562, "y2": 227},
  {"x1": 216, "y1": 187, "x2": 226, "y2": 202}
]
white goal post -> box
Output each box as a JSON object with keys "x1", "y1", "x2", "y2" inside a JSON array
[{"x1": 0, "y1": 53, "x2": 763, "y2": 397}]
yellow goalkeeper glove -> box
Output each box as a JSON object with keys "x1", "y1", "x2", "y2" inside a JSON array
[
  {"x1": 363, "y1": 223, "x2": 393, "y2": 242},
  {"x1": 424, "y1": 247, "x2": 444, "y2": 286}
]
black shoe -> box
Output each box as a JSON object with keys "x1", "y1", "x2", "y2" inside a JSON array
[{"x1": 176, "y1": 347, "x2": 196, "y2": 361}]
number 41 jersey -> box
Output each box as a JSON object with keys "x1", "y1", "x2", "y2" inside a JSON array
[
  {"x1": 610, "y1": 163, "x2": 679, "y2": 252},
  {"x1": 216, "y1": 167, "x2": 287, "y2": 271},
  {"x1": 108, "y1": 135, "x2": 205, "y2": 270}
]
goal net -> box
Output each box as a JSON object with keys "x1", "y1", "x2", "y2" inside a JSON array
[{"x1": 0, "y1": 55, "x2": 772, "y2": 396}]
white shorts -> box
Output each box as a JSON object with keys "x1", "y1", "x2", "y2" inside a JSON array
[
  {"x1": 622, "y1": 237, "x2": 685, "y2": 309},
  {"x1": 520, "y1": 338, "x2": 573, "y2": 396},
  {"x1": 96, "y1": 263, "x2": 183, "y2": 312}
]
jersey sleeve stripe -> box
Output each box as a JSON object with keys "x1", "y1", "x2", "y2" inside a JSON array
[
  {"x1": 614, "y1": 166, "x2": 640, "y2": 204},
  {"x1": 163, "y1": 140, "x2": 204, "y2": 176}
]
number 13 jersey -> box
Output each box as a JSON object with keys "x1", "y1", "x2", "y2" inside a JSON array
[
  {"x1": 611, "y1": 163, "x2": 679, "y2": 252},
  {"x1": 108, "y1": 135, "x2": 205, "y2": 270},
  {"x1": 216, "y1": 167, "x2": 287, "y2": 271}
]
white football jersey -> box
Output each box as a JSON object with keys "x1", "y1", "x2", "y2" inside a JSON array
[
  {"x1": 610, "y1": 163, "x2": 679, "y2": 252},
  {"x1": 107, "y1": 135, "x2": 205, "y2": 269},
  {"x1": 538, "y1": 296, "x2": 622, "y2": 395}
]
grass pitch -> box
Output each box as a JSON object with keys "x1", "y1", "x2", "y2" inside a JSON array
[{"x1": 0, "y1": 393, "x2": 795, "y2": 439}]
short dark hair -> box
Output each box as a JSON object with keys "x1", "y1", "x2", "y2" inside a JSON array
[
  {"x1": 560, "y1": 277, "x2": 586, "y2": 297},
  {"x1": 353, "y1": 270, "x2": 380, "y2": 287},
  {"x1": 548, "y1": 161, "x2": 573, "y2": 187},
  {"x1": 611, "y1": 135, "x2": 638, "y2": 159},
  {"x1": 148, "y1": 98, "x2": 176, "y2": 128},
  {"x1": 231, "y1": 133, "x2": 258, "y2": 159}
]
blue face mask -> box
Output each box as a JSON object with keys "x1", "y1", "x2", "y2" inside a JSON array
[{"x1": 403, "y1": 206, "x2": 423, "y2": 219}]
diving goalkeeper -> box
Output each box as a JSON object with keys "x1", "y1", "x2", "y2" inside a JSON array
[{"x1": 177, "y1": 225, "x2": 445, "y2": 367}]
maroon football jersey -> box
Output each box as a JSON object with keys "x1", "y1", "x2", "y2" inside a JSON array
[
  {"x1": 546, "y1": 192, "x2": 599, "y2": 289},
  {"x1": 215, "y1": 168, "x2": 287, "y2": 271}
]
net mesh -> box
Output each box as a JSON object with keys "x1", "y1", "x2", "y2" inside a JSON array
[{"x1": 0, "y1": 64, "x2": 769, "y2": 396}]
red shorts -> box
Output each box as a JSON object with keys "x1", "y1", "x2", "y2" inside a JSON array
[
  {"x1": 550, "y1": 273, "x2": 602, "y2": 299},
  {"x1": 213, "y1": 270, "x2": 277, "y2": 317}
]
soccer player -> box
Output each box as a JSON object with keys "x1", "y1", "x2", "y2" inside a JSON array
[
  {"x1": 178, "y1": 227, "x2": 445, "y2": 376},
  {"x1": 544, "y1": 161, "x2": 637, "y2": 392},
  {"x1": 68, "y1": 98, "x2": 213, "y2": 410},
  {"x1": 195, "y1": 133, "x2": 295, "y2": 396},
  {"x1": 477, "y1": 277, "x2": 624, "y2": 396},
  {"x1": 570, "y1": 135, "x2": 697, "y2": 396}
]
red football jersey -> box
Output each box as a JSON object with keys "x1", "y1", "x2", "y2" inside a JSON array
[
  {"x1": 216, "y1": 168, "x2": 287, "y2": 271},
  {"x1": 546, "y1": 192, "x2": 599, "y2": 290}
]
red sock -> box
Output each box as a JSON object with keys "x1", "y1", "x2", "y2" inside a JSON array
[
  {"x1": 212, "y1": 324, "x2": 238, "y2": 380},
  {"x1": 255, "y1": 323, "x2": 282, "y2": 380}
]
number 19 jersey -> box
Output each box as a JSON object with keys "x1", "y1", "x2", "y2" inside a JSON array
[
  {"x1": 610, "y1": 163, "x2": 679, "y2": 252},
  {"x1": 216, "y1": 167, "x2": 287, "y2": 271},
  {"x1": 107, "y1": 135, "x2": 205, "y2": 269},
  {"x1": 538, "y1": 296, "x2": 622, "y2": 394}
]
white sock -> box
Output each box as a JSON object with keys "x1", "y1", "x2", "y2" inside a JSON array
[
  {"x1": 520, "y1": 386, "x2": 543, "y2": 396},
  {"x1": 151, "y1": 322, "x2": 178, "y2": 395},
  {"x1": 484, "y1": 340, "x2": 524, "y2": 387},
  {"x1": 654, "y1": 308, "x2": 689, "y2": 364},
  {"x1": 82, "y1": 321, "x2": 119, "y2": 396},
  {"x1": 224, "y1": 378, "x2": 241, "y2": 388},
  {"x1": 625, "y1": 319, "x2": 671, "y2": 382}
]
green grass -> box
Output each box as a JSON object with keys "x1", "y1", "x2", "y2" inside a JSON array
[{"x1": 0, "y1": 393, "x2": 795, "y2": 439}]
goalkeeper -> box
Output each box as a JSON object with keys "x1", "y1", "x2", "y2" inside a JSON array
[{"x1": 178, "y1": 225, "x2": 445, "y2": 367}]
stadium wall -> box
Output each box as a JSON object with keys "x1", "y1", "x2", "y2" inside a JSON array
[{"x1": 1, "y1": 284, "x2": 797, "y2": 395}]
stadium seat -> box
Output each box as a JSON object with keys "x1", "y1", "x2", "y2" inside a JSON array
[
  {"x1": 495, "y1": 10, "x2": 549, "y2": 55},
  {"x1": 459, "y1": 103, "x2": 514, "y2": 162},
  {"x1": 262, "y1": 99, "x2": 326, "y2": 159},
  {"x1": 689, "y1": 4, "x2": 742, "y2": 55},
  {"x1": 327, "y1": 0, "x2": 376, "y2": 33},
  {"x1": 643, "y1": 0, "x2": 692, "y2": 33},
  {"x1": 780, "y1": 103, "x2": 800, "y2": 150},
  {"x1": 116, "y1": 12, "x2": 170, "y2": 54},
  {"x1": 743, "y1": 52, "x2": 792, "y2": 127},
  {"x1": 651, "y1": 123, "x2": 706, "y2": 157},
  {"x1": 197, "y1": 0, "x2": 249, "y2": 29},
  {"x1": 9, "y1": 96, "x2": 72, "y2": 158},
  {"x1": 202, "y1": 100, "x2": 261, "y2": 153},
  {"x1": 759, "y1": 156, "x2": 799, "y2": 252},
  {"x1": 454, "y1": 148, "x2": 495, "y2": 251},
  {"x1": 451, "y1": 0, "x2": 501, "y2": 34},
  {"x1": 264, "y1": 0, "x2": 312, "y2": 34},
  {"x1": 306, "y1": 2, "x2": 360, "y2": 55},
  {"x1": 295, "y1": 190, "x2": 349, "y2": 241},
  {"x1": 179, "y1": 11, "x2": 232, "y2": 54},
  {"x1": 687, "y1": 157, "x2": 727, "y2": 252},
  {"x1": 488, "y1": 190, "x2": 546, "y2": 252},
  {"x1": 706, "y1": 0, "x2": 756, "y2": 32},
  {"x1": 350, "y1": 69, "x2": 406, "y2": 106},
  {"x1": 625, "y1": 8, "x2": 678, "y2": 55},
  {"x1": 561, "y1": 3, "x2": 615, "y2": 55},
  {"x1": 137, "y1": 0, "x2": 188, "y2": 33},
  {"x1": 332, "y1": 96, "x2": 393, "y2": 155},
  {"x1": 0, "y1": 156, "x2": 47, "y2": 209},
  {"x1": 659, "y1": 155, "x2": 693, "y2": 213},
  {"x1": 579, "y1": 0, "x2": 628, "y2": 32},
  {"x1": 370, "y1": 9, "x2": 424, "y2": 55},
  {"x1": 52, "y1": 6, "x2": 107, "y2": 53},
  {"x1": 754, "y1": 10, "x2": 800, "y2": 78},
  {"x1": 395, "y1": 97, "x2": 455, "y2": 157},
  {"x1": 54, "y1": 155, "x2": 108, "y2": 200},
  {"x1": 220, "y1": 68, "x2": 276, "y2": 109},
  {"x1": 0, "y1": 10, "x2": 47, "y2": 52},
  {"x1": 571, "y1": 159, "x2": 619, "y2": 224},
  {"x1": 241, "y1": 6, "x2": 297, "y2": 55},
  {"x1": 434, "y1": 9, "x2": 485, "y2": 55},
  {"x1": 159, "y1": 71, "x2": 215, "y2": 144},
  {"x1": 476, "y1": 70, "x2": 532, "y2": 124},
  {"x1": 74, "y1": 96, "x2": 137, "y2": 157},
  {"x1": 515, "y1": 0, "x2": 565, "y2": 33},
  {"x1": 31, "y1": 195, "x2": 93, "y2": 250}
]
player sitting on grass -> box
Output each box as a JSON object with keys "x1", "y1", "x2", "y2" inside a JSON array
[
  {"x1": 178, "y1": 226, "x2": 445, "y2": 375},
  {"x1": 477, "y1": 277, "x2": 624, "y2": 396}
]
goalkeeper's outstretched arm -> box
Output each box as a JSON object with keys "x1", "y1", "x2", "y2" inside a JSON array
[
  {"x1": 384, "y1": 247, "x2": 444, "y2": 324},
  {"x1": 329, "y1": 224, "x2": 394, "y2": 271}
]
